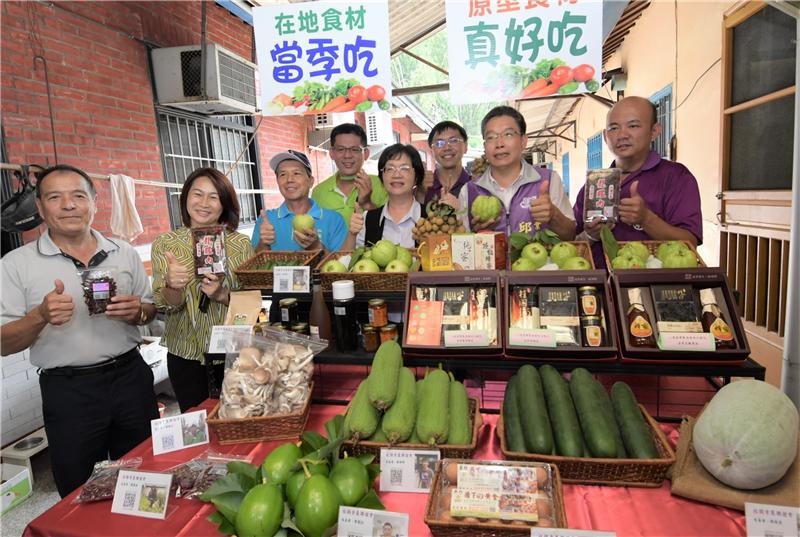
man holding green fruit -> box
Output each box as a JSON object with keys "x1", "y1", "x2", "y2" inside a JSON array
[
  {"x1": 312, "y1": 123, "x2": 388, "y2": 224},
  {"x1": 252, "y1": 150, "x2": 346, "y2": 252},
  {"x1": 458, "y1": 106, "x2": 576, "y2": 241}
]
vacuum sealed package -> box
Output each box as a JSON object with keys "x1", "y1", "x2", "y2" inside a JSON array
[
  {"x1": 167, "y1": 450, "x2": 247, "y2": 499},
  {"x1": 583, "y1": 168, "x2": 621, "y2": 223},
  {"x1": 74, "y1": 457, "x2": 142, "y2": 503},
  {"x1": 192, "y1": 225, "x2": 226, "y2": 277},
  {"x1": 78, "y1": 267, "x2": 119, "y2": 315}
]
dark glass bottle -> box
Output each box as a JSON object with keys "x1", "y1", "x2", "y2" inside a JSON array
[
  {"x1": 308, "y1": 269, "x2": 332, "y2": 349},
  {"x1": 332, "y1": 280, "x2": 358, "y2": 352}
]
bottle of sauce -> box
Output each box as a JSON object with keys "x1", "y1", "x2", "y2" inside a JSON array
[
  {"x1": 332, "y1": 280, "x2": 358, "y2": 352},
  {"x1": 699, "y1": 288, "x2": 737, "y2": 349},
  {"x1": 626, "y1": 287, "x2": 656, "y2": 347},
  {"x1": 308, "y1": 269, "x2": 332, "y2": 349}
]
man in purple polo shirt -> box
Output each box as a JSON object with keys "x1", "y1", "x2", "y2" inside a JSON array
[
  {"x1": 573, "y1": 96, "x2": 703, "y2": 268},
  {"x1": 417, "y1": 121, "x2": 473, "y2": 209}
]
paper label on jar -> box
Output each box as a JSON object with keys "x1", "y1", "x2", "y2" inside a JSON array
[
  {"x1": 450, "y1": 487, "x2": 538, "y2": 522},
  {"x1": 337, "y1": 507, "x2": 410, "y2": 537}
]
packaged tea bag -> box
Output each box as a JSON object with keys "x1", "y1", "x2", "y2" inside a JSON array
[{"x1": 539, "y1": 286, "x2": 581, "y2": 346}]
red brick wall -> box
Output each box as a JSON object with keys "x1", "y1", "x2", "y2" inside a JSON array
[{"x1": 0, "y1": 1, "x2": 309, "y2": 245}]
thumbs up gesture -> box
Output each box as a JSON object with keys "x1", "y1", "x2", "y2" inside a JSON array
[
  {"x1": 165, "y1": 251, "x2": 191, "y2": 290},
  {"x1": 619, "y1": 180, "x2": 649, "y2": 227},
  {"x1": 37, "y1": 279, "x2": 74, "y2": 326},
  {"x1": 529, "y1": 178, "x2": 554, "y2": 224},
  {"x1": 349, "y1": 202, "x2": 364, "y2": 236},
  {"x1": 258, "y1": 209, "x2": 275, "y2": 250}
]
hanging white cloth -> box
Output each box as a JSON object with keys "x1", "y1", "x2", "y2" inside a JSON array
[{"x1": 109, "y1": 173, "x2": 144, "y2": 242}]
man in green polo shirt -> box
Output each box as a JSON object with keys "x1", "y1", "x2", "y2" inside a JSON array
[{"x1": 311, "y1": 123, "x2": 388, "y2": 225}]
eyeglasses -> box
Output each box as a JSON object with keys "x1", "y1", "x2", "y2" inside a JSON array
[
  {"x1": 332, "y1": 146, "x2": 365, "y2": 155},
  {"x1": 483, "y1": 130, "x2": 521, "y2": 144},
  {"x1": 381, "y1": 165, "x2": 413, "y2": 175},
  {"x1": 431, "y1": 136, "x2": 464, "y2": 149}
]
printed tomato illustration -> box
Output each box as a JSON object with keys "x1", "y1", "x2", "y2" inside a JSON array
[
  {"x1": 367, "y1": 84, "x2": 386, "y2": 101},
  {"x1": 573, "y1": 64, "x2": 596, "y2": 83},
  {"x1": 550, "y1": 66, "x2": 573, "y2": 86},
  {"x1": 347, "y1": 85, "x2": 367, "y2": 104}
]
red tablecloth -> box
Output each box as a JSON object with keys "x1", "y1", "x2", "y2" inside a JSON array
[{"x1": 24, "y1": 401, "x2": 746, "y2": 537}]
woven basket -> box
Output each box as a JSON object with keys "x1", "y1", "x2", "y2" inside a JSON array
[
  {"x1": 497, "y1": 403, "x2": 675, "y2": 487},
  {"x1": 342, "y1": 398, "x2": 482, "y2": 460},
  {"x1": 234, "y1": 250, "x2": 323, "y2": 289},
  {"x1": 424, "y1": 459, "x2": 568, "y2": 536},
  {"x1": 316, "y1": 249, "x2": 419, "y2": 292},
  {"x1": 207, "y1": 384, "x2": 313, "y2": 445},
  {"x1": 604, "y1": 240, "x2": 706, "y2": 270}
]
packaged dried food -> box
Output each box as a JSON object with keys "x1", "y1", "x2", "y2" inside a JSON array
[
  {"x1": 73, "y1": 457, "x2": 142, "y2": 503},
  {"x1": 583, "y1": 168, "x2": 621, "y2": 223},
  {"x1": 167, "y1": 450, "x2": 247, "y2": 499},
  {"x1": 539, "y1": 286, "x2": 581, "y2": 346},
  {"x1": 192, "y1": 225, "x2": 226, "y2": 276},
  {"x1": 78, "y1": 267, "x2": 119, "y2": 315}
]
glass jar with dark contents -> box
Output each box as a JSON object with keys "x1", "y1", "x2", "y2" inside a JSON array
[
  {"x1": 361, "y1": 324, "x2": 380, "y2": 352},
  {"x1": 279, "y1": 298, "x2": 298, "y2": 327},
  {"x1": 379, "y1": 323, "x2": 398, "y2": 343},
  {"x1": 368, "y1": 299, "x2": 388, "y2": 328},
  {"x1": 578, "y1": 286, "x2": 600, "y2": 317}
]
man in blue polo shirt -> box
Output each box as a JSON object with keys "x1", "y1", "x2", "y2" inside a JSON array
[{"x1": 252, "y1": 150, "x2": 346, "y2": 252}]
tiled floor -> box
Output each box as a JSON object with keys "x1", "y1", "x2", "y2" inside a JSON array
[{"x1": 0, "y1": 396, "x2": 180, "y2": 537}]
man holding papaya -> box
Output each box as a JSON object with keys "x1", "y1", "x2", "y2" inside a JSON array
[
  {"x1": 573, "y1": 96, "x2": 702, "y2": 268},
  {"x1": 311, "y1": 123, "x2": 388, "y2": 225},
  {"x1": 457, "y1": 106, "x2": 575, "y2": 240}
]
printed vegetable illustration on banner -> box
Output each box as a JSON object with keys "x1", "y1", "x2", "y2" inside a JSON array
[
  {"x1": 446, "y1": 0, "x2": 603, "y2": 104},
  {"x1": 254, "y1": 1, "x2": 392, "y2": 116}
]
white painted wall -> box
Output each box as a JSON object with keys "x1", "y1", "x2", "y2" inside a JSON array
[{"x1": 1, "y1": 350, "x2": 43, "y2": 447}]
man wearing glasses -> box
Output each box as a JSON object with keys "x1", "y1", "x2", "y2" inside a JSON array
[
  {"x1": 312, "y1": 123, "x2": 388, "y2": 224},
  {"x1": 417, "y1": 121, "x2": 473, "y2": 208},
  {"x1": 458, "y1": 106, "x2": 575, "y2": 241}
]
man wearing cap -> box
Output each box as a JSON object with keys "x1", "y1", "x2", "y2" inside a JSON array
[
  {"x1": 252, "y1": 150, "x2": 347, "y2": 252},
  {"x1": 311, "y1": 123, "x2": 388, "y2": 224},
  {"x1": 1, "y1": 164, "x2": 159, "y2": 498}
]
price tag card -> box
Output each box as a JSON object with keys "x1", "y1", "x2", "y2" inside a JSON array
[
  {"x1": 531, "y1": 529, "x2": 616, "y2": 537},
  {"x1": 657, "y1": 332, "x2": 715, "y2": 352},
  {"x1": 273, "y1": 266, "x2": 309, "y2": 293},
  {"x1": 745, "y1": 502, "x2": 799, "y2": 537},
  {"x1": 509, "y1": 328, "x2": 558, "y2": 348},
  {"x1": 207, "y1": 325, "x2": 253, "y2": 353},
  {"x1": 337, "y1": 506, "x2": 410, "y2": 537},
  {"x1": 111, "y1": 470, "x2": 173, "y2": 520},
  {"x1": 444, "y1": 330, "x2": 489, "y2": 347},
  {"x1": 151, "y1": 409, "x2": 209, "y2": 455},
  {"x1": 379, "y1": 449, "x2": 440, "y2": 493}
]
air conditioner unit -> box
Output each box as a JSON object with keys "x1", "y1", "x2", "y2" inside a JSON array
[
  {"x1": 365, "y1": 111, "x2": 394, "y2": 145},
  {"x1": 151, "y1": 43, "x2": 257, "y2": 115}
]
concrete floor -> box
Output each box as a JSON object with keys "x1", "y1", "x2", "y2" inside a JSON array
[{"x1": 0, "y1": 395, "x2": 179, "y2": 537}]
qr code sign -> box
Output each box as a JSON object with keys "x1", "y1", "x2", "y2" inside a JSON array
[
  {"x1": 123, "y1": 492, "x2": 136, "y2": 509},
  {"x1": 161, "y1": 436, "x2": 175, "y2": 451},
  {"x1": 390, "y1": 468, "x2": 403, "y2": 485}
]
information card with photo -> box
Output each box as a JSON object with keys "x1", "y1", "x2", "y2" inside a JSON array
[
  {"x1": 379, "y1": 449, "x2": 440, "y2": 493},
  {"x1": 111, "y1": 470, "x2": 173, "y2": 520},
  {"x1": 337, "y1": 506, "x2": 410, "y2": 537},
  {"x1": 151, "y1": 409, "x2": 209, "y2": 455}
]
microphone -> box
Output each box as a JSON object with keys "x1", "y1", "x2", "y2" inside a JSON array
[{"x1": 199, "y1": 293, "x2": 210, "y2": 313}]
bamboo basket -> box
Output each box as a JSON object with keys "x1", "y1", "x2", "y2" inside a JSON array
[
  {"x1": 497, "y1": 403, "x2": 675, "y2": 487},
  {"x1": 604, "y1": 240, "x2": 706, "y2": 270},
  {"x1": 315, "y1": 249, "x2": 419, "y2": 292},
  {"x1": 342, "y1": 398, "x2": 482, "y2": 461},
  {"x1": 234, "y1": 250, "x2": 323, "y2": 289},
  {"x1": 424, "y1": 459, "x2": 568, "y2": 536},
  {"x1": 207, "y1": 384, "x2": 313, "y2": 445}
]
